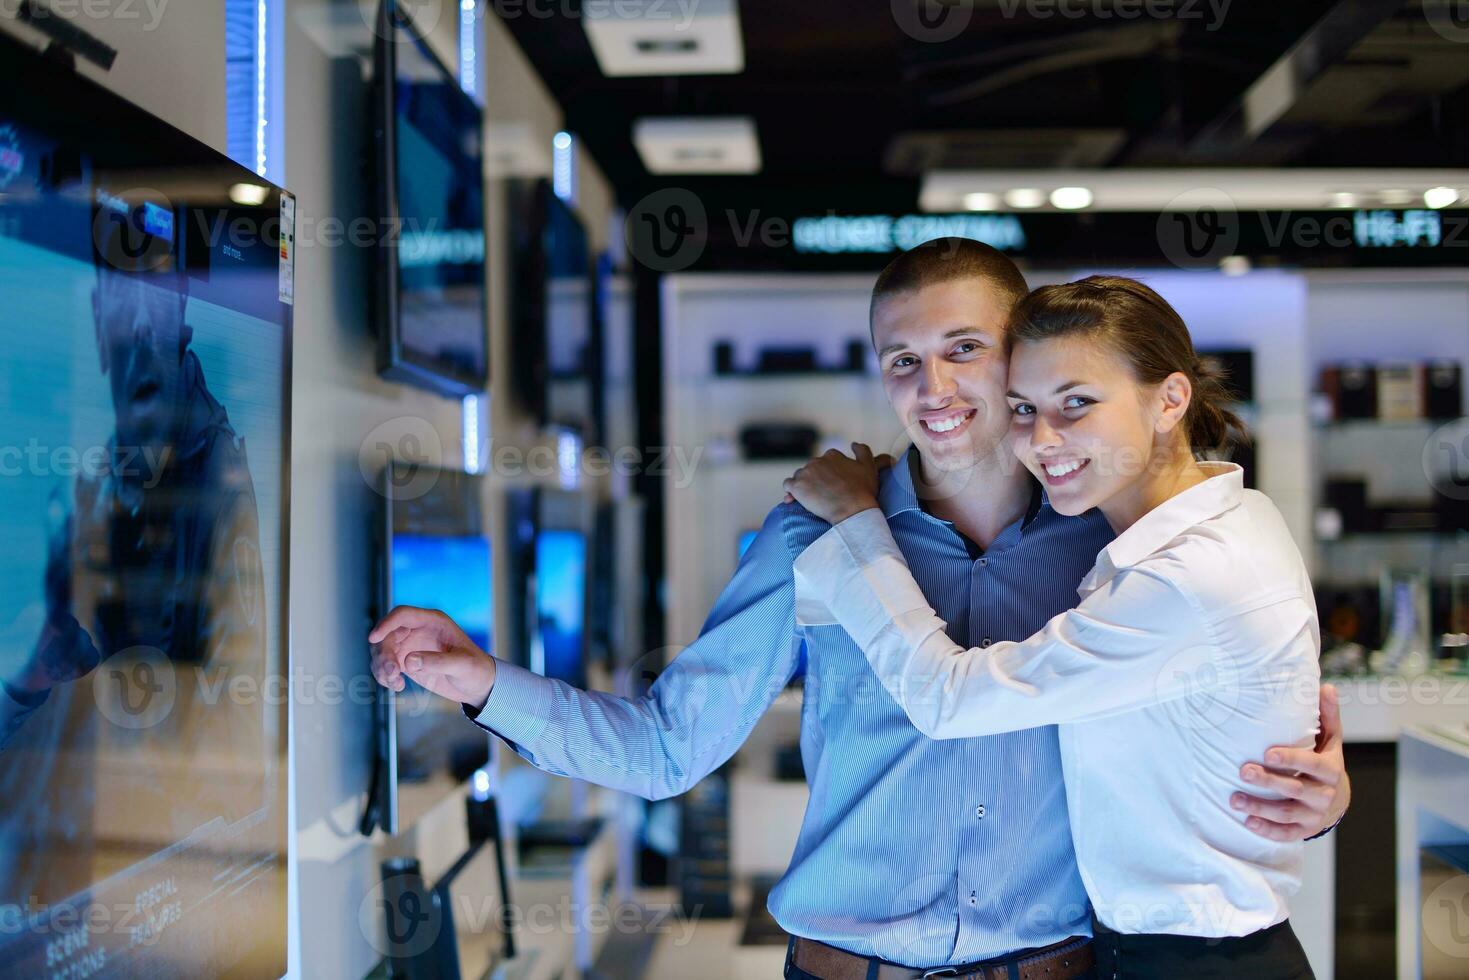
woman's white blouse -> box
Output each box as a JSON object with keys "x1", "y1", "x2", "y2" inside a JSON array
[{"x1": 793, "y1": 463, "x2": 1321, "y2": 937}]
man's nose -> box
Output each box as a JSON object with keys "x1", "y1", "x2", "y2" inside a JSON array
[{"x1": 920, "y1": 360, "x2": 957, "y2": 402}]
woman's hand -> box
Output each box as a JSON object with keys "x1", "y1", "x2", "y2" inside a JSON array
[{"x1": 782, "y1": 443, "x2": 892, "y2": 525}]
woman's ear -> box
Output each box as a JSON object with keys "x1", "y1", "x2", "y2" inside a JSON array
[{"x1": 1154, "y1": 371, "x2": 1193, "y2": 435}]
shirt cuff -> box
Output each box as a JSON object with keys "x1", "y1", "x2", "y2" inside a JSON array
[
  {"x1": 792, "y1": 507, "x2": 931, "y2": 648},
  {"x1": 463, "y1": 659, "x2": 553, "y2": 749}
]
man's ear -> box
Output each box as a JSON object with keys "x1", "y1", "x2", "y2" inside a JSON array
[
  {"x1": 1154, "y1": 371, "x2": 1192, "y2": 435},
  {"x1": 92, "y1": 287, "x2": 108, "y2": 375}
]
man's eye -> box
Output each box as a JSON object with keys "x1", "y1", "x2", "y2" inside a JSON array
[
  {"x1": 891, "y1": 356, "x2": 917, "y2": 370},
  {"x1": 953, "y1": 342, "x2": 980, "y2": 355}
]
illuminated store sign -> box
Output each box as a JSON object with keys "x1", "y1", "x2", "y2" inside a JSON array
[
  {"x1": 1353, "y1": 209, "x2": 1443, "y2": 248},
  {"x1": 792, "y1": 213, "x2": 1027, "y2": 254}
]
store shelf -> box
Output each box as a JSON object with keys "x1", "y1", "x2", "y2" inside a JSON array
[{"x1": 1315, "y1": 417, "x2": 1461, "y2": 431}]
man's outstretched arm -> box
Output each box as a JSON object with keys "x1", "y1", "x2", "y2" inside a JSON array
[{"x1": 369, "y1": 505, "x2": 803, "y2": 801}]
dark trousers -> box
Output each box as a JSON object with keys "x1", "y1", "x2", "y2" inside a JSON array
[{"x1": 1091, "y1": 916, "x2": 1314, "y2": 980}]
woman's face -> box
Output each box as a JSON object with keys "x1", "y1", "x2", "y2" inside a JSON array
[{"x1": 1005, "y1": 334, "x2": 1168, "y2": 517}]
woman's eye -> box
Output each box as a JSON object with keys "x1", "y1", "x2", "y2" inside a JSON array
[
  {"x1": 1063, "y1": 395, "x2": 1094, "y2": 410},
  {"x1": 891, "y1": 356, "x2": 917, "y2": 370},
  {"x1": 1010, "y1": 403, "x2": 1035, "y2": 417},
  {"x1": 952, "y1": 342, "x2": 980, "y2": 356}
]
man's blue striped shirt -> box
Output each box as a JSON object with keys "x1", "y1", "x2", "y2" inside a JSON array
[{"x1": 472, "y1": 449, "x2": 1115, "y2": 966}]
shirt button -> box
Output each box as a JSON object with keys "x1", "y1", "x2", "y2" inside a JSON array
[
  {"x1": 980, "y1": 638, "x2": 991, "y2": 648},
  {"x1": 977, "y1": 558, "x2": 987, "y2": 567},
  {"x1": 975, "y1": 804, "x2": 986, "y2": 819}
]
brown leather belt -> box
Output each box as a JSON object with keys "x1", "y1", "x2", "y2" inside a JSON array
[{"x1": 789, "y1": 935, "x2": 1094, "y2": 980}]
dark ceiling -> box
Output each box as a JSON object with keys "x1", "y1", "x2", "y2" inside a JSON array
[{"x1": 498, "y1": 0, "x2": 1469, "y2": 214}]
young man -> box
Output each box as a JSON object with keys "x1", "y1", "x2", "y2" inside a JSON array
[{"x1": 370, "y1": 238, "x2": 1349, "y2": 980}]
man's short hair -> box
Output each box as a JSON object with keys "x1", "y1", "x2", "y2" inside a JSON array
[{"x1": 869, "y1": 237, "x2": 1028, "y2": 327}]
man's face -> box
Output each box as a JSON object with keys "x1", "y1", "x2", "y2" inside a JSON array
[
  {"x1": 872, "y1": 278, "x2": 1014, "y2": 475},
  {"x1": 93, "y1": 269, "x2": 188, "y2": 459}
]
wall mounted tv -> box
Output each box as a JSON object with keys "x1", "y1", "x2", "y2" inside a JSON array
[
  {"x1": 0, "y1": 27, "x2": 291, "y2": 977},
  {"x1": 502, "y1": 488, "x2": 589, "y2": 688},
  {"x1": 374, "y1": 463, "x2": 492, "y2": 835},
  {"x1": 506, "y1": 178, "x2": 601, "y2": 439},
  {"x1": 373, "y1": 0, "x2": 489, "y2": 397}
]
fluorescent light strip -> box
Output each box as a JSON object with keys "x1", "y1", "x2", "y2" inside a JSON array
[
  {"x1": 553, "y1": 131, "x2": 576, "y2": 202},
  {"x1": 256, "y1": 0, "x2": 267, "y2": 177},
  {"x1": 459, "y1": 0, "x2": 479, "y2": 98},
  {"x1": 462, "y1": 394, "x2": 482, "y2": 474}
]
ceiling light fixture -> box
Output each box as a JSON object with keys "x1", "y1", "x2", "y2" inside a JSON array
[
  {"x1": 963, "y1": 192, "x2": 999, "y2": 211},
  {"x1": 1424, "y1": 186, "x2": 1460, "y2": 209},
  {"x1": 1004, "y1": 188, "x2": 1045, "y2": 209},
  {"x1": 1219, "y1": 255, "x2": 1251, "y2": 277},
  {"x1": 1049, "y1": 186, "x2": 1093, "y2": 210}
]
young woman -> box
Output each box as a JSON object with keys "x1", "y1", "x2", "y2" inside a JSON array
[{"x1": 783, "y1": 275, "x2": 1321, "y2": 979}]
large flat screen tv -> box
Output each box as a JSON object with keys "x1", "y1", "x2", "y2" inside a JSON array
[
  {"x1": 373, "y1": 0, "x2": 489, "y2": 397},
  {"x1": 376, "y1": 463, "x2": 492, "y2": 835},
  {"x1": 0, "y1": 28, "x2": 291, "y2": 978}
]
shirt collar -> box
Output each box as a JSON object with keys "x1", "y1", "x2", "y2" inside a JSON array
[
  {"x1": 1081, "y1": 462, "x2": 1244, "y2": 592},
  {"x1": 878, "y1": 447, "x2": 925, "y2": 519},
  {"x1": 880, "y1": 448, "x2": 1050, "y2": 545}
]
